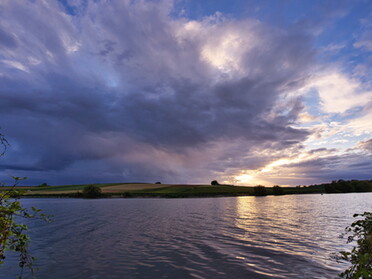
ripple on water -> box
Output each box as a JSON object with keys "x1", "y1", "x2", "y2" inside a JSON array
[{"x1": 2, "y1": 193, "x2": 371, "y2": 279}]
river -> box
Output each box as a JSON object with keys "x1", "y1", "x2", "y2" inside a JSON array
[{"x1": 2, "y1": 193, "x2": 372, "y2": 278}]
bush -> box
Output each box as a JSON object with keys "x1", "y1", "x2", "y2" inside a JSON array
[
  {"x1": 122, "y1": 192, "x2": 133, "y2": 198},
  {"x1": 338, "y1": 212, "x2": 372, "y2": 278},
  {"x1": 254, "y1": 185, "x2": 267, "y2": 196},
  {"x1": 211, "y1": 180, "x2": 220, "y2": 186},
  {"x1": 273, "y1": 185, "x2": 284, "y2": 195},
  {"x1": 155, "y1": 182, "x2": 161, "y2": 184},
  {"x1": 82, "y1": 185, "x2": 102, "y2": 198},
  {"x1": 0, "y1": 130, "x2": 50, "y2": 275},
  {"x1": 325, "y1": 180, "x2": 372, "y2": 193}
]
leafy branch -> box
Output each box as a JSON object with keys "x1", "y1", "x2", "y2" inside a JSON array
[
  {"x1": 0, "y1": 130, "x2": 51, "y2": 278},
  {"x1": 336, "y1": 212, "x2": 372, "y2": 278}
]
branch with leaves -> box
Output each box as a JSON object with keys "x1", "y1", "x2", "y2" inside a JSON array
[
  {"x1": 337, "y1": 212, "x2": 372, "y2": 278},
  {"x1": 0, "y1": 130, "x2": 51, "y2": 278},
  {"x1": 0, "y1": 131, "x2": 8, "y2": 156}
]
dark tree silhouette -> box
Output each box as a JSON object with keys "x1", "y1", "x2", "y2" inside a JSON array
[
  {"x1": 273, "y1": 185, "x2": 284, "y2": 195},
  {"x1": 82, "y1": 185, "x2": 102, "y2": 198},
  {"x1": 254, "y1": 185, "x2": 267, "y2": 196}
]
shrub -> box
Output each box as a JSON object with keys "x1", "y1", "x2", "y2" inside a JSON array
[
  {"x1": 254, "y1": 185, "x2": 267, "y2": 196},
  {"x1": 0, "y1": 130, "x2": 50, "y2": 275},
  {"x1": 122, "y1": 192, "x2": 133, "y2": 198},
  {"x1": 82, "y1": 185, "x2": 102, "y2": 198},
  {"x1": 211, "y1": 180, "x2": 220, "y2": 186},
  {"x1": 273, "y1": 185, "x2": 284, "y2": 195},
  {"x1": 337, "y1": 212, "x2": 372, "y2": 278},
  {"x1": 324, "y1": 179, "x2": 372, "y2": 193}
]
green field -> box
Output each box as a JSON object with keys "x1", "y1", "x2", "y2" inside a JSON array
[
  {"x1": 128, "y1": 185, "x2": 255, "y2": 197},
  {"x1": 28, "y1": 183, "x2": 121, "y2": 192},
  {"x1": 1, "y1": 179, "x2": 371, "y2": 198}
]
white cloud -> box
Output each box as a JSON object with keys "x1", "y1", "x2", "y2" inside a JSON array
[
  {"x1": 305, "y1": 71, "x2": 371, "y2": 114},
  {"x1": 354, "y1": 30, "x2": 372, "y2": 51},
  {"x1": 354, "y1": 39, "x2": 372, "y2": 51},
  {"x1": 347, "y1": 109, "x2": 372, "y2": 137},
  {"x1": 1, "y1": 59, "x2": 28, "y2": 72}
]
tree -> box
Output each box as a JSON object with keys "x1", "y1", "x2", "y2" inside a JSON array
[
  {"x1": 0, "y1": 130, "x2": 8, "y2": 156},
  {"x1": 273, "y1": 185, "x2": 284, "y2": 195},
  {"x1": 211, "y1": 180, "x2": 220, "y2": 186},
  {"x1": 254, "y1": 185, "x2": 267, "y2": 196},
  {"x1": 337, "y1": 179, "x2": 354, "y2": 193},
  {"x1": 0, "y1": 130, "x2": 50, "y2": 276},
  {"x1": 337, "y1": 212, "x2": 372, "y2": 278},
  {"x1": 82, "y1": 184, "x2": 102, "y2": 198}
]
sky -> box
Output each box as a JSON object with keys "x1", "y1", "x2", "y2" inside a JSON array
[{"x1": 0, "y1": 0, "x2": 371, "y2": 186}]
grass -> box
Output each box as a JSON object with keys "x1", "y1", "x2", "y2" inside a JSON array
[
  {"x1": 1, "y1": 180, "x2": 371, "y2": 198},
  {"x1": 1, "y1": 183, "x2": 255, "y2": 198},
  {"x1": 1, "y1": 182, "x2": 147, "y2": 194},
  {"x1": 27, "y1": 182, "x2": 131, "y2": 191},
  {"x1": 130, "y1": 185, "x2": 254, "y2": 196}
]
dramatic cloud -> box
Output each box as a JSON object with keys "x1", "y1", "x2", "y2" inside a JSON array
[
  {"x1": 0, "y1": 0, "x2": 371, "y2": 185},
  {"x1": 303, "y1": 71, "x2": 371, "y2": 114},
  {"x1": 360, "y1": 138, "x2": 372, "y2": 153}
]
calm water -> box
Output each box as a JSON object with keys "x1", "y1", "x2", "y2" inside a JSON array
[{"x1": 2, "y1": 193, "x2": 372, "y2": 279}]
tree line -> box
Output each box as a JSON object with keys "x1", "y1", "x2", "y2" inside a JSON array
[{"x1": 323, "y1": 180, "x2": 372, "y2": 193}]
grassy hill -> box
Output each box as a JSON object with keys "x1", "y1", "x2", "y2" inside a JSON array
[{"x1": 1, "y1": 179, "x2": 371, "y2": 198}]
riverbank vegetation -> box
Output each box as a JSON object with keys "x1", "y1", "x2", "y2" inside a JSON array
[
  {"x1": 2, "y1": 179, "x2": 371, "y2": 199},
  {"x1": 0, "y1": 131, "x2": 50, "y2": 276},
  {"x1": 337, "y1": 212, "x2": 372, "y2": 278},
  {"x1": 82, "y1": 184, "x2": 102, "y2": 198}
]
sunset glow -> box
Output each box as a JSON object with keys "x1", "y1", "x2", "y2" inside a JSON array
[{"x1": 0, "y1": 0, "x2": 371, "y2": 186}]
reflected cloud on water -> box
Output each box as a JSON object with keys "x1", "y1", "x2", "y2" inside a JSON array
[{"x1": 2, "y1": 193, "x2": 371, "y2": 278}]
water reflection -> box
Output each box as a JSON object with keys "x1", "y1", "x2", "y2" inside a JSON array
[
  {"x1": 232, "y1": 194, "x2": 372, "y2": 278},
  {"x1": 2, "y1": 193, "x2": 371, "y2": 279}
]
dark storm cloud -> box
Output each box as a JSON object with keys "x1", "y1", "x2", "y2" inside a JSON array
[{"x1": 0, "y1": 0, "x2": 317, "y2": 184}]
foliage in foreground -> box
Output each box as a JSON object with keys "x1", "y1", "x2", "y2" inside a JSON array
[
  {"x1": 0, "y1": 131, "x2": 50, "y2": 277},
  {"x1": 338, "y1": 212, "x2": 372, "y2": 278}
]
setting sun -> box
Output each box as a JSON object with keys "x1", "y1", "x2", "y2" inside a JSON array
[{"x1": 235, "y1": 173, "x2": 254, "y2": 184}]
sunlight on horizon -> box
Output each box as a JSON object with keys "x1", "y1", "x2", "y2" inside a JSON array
[{"x1": 235, "y1": 174, "x2": 254, "y2": 184}]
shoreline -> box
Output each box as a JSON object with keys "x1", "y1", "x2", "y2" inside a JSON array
[
  {"x1": 21, "y1": 191, "x2": 372, "y2": 199},
  {"x1": 3, "y1": 180, "x2": 372, "y2": 199}
]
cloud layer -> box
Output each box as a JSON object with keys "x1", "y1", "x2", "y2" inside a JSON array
[{"x1": 0, "y1": 0, "x2": 371, "y2": 185}]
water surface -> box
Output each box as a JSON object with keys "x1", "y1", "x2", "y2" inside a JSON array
[{"x1": 2, "y1": 193, "x2": 372, "y2": 278}]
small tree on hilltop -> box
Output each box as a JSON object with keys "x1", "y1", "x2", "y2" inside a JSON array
[{"x1": 211, "y1": 180, "x2": 220, "y2": 186}]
